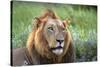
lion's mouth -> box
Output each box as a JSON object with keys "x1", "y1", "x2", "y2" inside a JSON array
[
  {"x1": 51, "y1": 46, "x2": 63, "y2": 55},
  {"x1": 50, "y1": 46, "x2": 63, "y2": 50},
  {"x1": 50, "y1": 43, "x2": 64, "y2": 55}
]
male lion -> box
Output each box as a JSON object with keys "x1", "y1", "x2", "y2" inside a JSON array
[{"x1": 12, "y1": 9, "x2": 75, "y2": 66}]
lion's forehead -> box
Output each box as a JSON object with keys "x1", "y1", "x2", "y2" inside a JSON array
[
  {"x1": 56, "y1": 19, "x2": 63, "y2": 26},
  {"x1": 47, "y1": 18, "x2": 64, "y2": 28}
]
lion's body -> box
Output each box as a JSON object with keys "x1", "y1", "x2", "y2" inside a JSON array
[
  {"x1": 12, "y1": 43, "x2": 74, "y2": 65},
  {"x1": 12, "y1": 9, "x2": 75, "y2": 66}
]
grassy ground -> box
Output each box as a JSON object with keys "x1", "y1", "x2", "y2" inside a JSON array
[{"x1": 11, "y1": 1, "x2": 97, "y2": 62}]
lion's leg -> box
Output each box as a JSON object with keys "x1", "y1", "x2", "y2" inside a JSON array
[{"x1": 12, "y1": 48, "x2": 27, "y2": 66}]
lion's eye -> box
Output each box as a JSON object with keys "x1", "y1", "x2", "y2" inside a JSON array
[
  {"x1": 62, "y1": 28, "x2": 65, "y2": 30},
  {"x1": 48, "y1": 27, "x2": 54, "y2": 32},
  {"x1": 62, "y1": 28, "x2": 66, "y2": 32}
]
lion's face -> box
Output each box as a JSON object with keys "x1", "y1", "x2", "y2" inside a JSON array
[
  {"x1": 43, "y1": 18, "x2": 67, "y2": 55},
  {"x1": 33, "y1": 10, "x2": 71, "y2": 58}
]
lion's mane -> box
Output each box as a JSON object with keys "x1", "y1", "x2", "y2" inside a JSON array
[{"x1": 26, "y1": 9, "x2": 75, "y2": 64}]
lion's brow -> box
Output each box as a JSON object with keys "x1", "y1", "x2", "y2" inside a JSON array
[{"x1": 56, "y1": 20, "x2": 64, "y2": 29}]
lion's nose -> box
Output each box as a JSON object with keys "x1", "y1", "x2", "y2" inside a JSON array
[{"x1": 56, "y1": 39, "x2": 64, "y2": 44}]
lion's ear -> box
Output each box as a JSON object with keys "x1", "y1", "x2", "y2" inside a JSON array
[
  {"x1": 35, "y1": 17, "x2": 42, "y2": 23},
  {"x1": 33, "y1": 17, "x2": 41, "y2": 28},
  {"x1": 63, "y1": 18, "x2": 71, "y2": 27}
]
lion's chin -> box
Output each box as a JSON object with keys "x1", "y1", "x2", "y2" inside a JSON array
[{"x1": 52, "y1": 49, "x2": 63, "y2": 55}]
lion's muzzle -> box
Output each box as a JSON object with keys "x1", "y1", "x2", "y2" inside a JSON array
[{"x1": 50, "y1": 39, "x2": 64, "y2": 55}]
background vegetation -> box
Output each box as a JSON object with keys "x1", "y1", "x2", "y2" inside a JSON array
[{"x1": 11, "y1": 1, "x2": 97, "y2": 62}]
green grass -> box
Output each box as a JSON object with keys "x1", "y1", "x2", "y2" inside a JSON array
[{"x1": 11, "y1": 1, "x2": 97, "y2": 62}]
